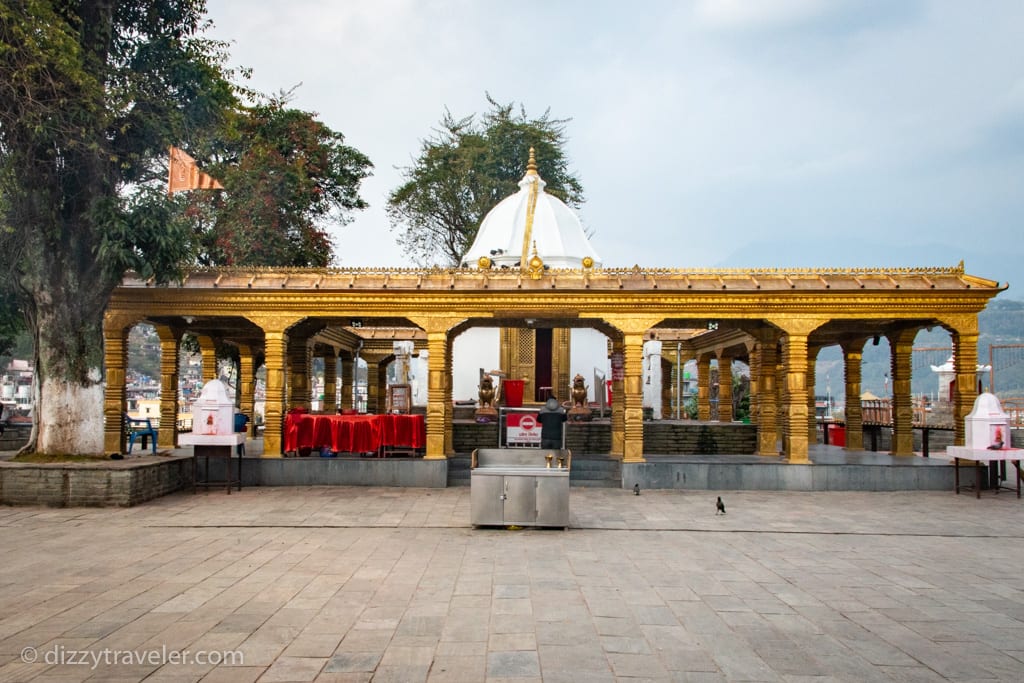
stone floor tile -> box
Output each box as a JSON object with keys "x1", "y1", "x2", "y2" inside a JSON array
[
  {"x1": 425, "y1": 654, "x2": 485, "y2": 682},
  {"x1": 257, "y1": 656, "x2": 327, "y2": 682},
  {"x1": 3, "y1": 487, "x2": 1024, "y2": 682},
  {"x1": 486, "y1": 651, "x2": 540, "y2": 678},
  {"x1": 197, "y1": 667, "x2": 266, "y2": 683}
]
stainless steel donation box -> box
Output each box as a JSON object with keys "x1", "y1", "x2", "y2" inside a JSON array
[{"x1": 470, "y1": 448, "x2": 571, "y2": 528}]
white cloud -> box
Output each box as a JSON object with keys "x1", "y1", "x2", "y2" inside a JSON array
[
  {"x1": 202, "y1": 0, "x2": 1024, "y2": 292},
  {"x1": 693, "y1": 0, "x2": 834, "y2": 31}
]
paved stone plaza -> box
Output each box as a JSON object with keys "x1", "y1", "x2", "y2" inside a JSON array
[{"x1": 0, "y1": 486, "x2": 1022, "y2": 682}]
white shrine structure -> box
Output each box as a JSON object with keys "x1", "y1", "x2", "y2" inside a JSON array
[{"x1": 447, "y1": 150, "x2": 665, "y2": 411}]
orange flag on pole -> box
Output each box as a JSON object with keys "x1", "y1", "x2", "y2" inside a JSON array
[{"x1": 168, "y1": 146, "x2": 224, "y2": 194}]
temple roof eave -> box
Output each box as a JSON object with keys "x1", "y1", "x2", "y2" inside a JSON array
[{"x1": 119, "y1": 265, "x2": 1005, "y2": 295}]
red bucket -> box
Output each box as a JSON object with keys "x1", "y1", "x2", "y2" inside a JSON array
[
  {"x1": 503, "y1": 380, "x2": 525, "y2": 407},
  {"x1": 827, "y1": 423, "x2": 846, "y2": 447}
]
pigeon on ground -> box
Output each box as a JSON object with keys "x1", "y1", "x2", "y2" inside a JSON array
[
  {"x1": 716, "y1": 496, "x2": 726, "y2": 515},
  {"x1": 634, "y1": 483, "x2": 640, "y2": 496}
]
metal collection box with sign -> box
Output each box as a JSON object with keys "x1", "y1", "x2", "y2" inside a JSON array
[{"x1": 470, "y1": 448, "x2": 571, "y2": 528}]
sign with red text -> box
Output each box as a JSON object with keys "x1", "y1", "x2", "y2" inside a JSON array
[{"x1": 506, "y1": 412, "x2": 541, "y2": 446}]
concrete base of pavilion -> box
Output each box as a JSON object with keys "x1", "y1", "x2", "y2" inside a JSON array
[
  {"x1": 241, "y1": 455, "x2": 448, "y2": 488},
  {"x1": 192, "y1": 442, "x2": 969, "y2": 493},
  {"x1": 1, "y1": 444, "x2": 997, "y2": 506},
  {"x1": 626, "y1": 445, "x2": 959, "y2": 492}
]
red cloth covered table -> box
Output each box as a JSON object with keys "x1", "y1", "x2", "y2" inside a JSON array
[
  {"x1": 378, "y1": 414, "x2": 427, "y2": 450},
  {"x1": 283, "y1": 413, "x2": 425, "y2": 455}
]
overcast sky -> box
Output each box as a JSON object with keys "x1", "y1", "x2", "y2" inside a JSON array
[{"x1": 204, "y1": 0, "x2": 1024, "y2": 296}]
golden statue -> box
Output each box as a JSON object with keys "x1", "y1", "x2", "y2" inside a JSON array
[
  {"x1": 476, "y1": 374, "x2": 498, "y2": 422},
  {"x1": 569, "y1": 373, "x2": 591, "y2": 421}
]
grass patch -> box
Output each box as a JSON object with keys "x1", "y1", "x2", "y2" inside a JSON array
[{"x1": 11, "y1": 453, "x2": 113, "y2": 464}]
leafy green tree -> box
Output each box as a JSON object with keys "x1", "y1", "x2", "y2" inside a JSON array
[
  {"x1": 388, "y1": 95, "x2": 584, "y2": 266},
  {"x1": 0, "y1": 0, "x2": 236, "y2": 454},
  {"x1": 0, "y1": 286, "x2": 24, "y2": 359},
  {"x1": 183, "y1": 93, "x2": 372, "y2": 267}
]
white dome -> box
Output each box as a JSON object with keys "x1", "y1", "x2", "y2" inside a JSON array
[{"x1": 463, "y1": 151, "x2": 600, "y2": 270}]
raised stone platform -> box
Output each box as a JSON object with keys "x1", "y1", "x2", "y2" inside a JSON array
[
  {"x1": 195, "y1": 454, "x2": 448, "y2": 488},
  {"x1": 0, "y1": 454, "x2": 192, "y2": 507}
]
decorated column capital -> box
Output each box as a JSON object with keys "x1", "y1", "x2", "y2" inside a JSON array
[
  {"x1": 598, "y1": 315, "x2": 665, "y2": 337},
  {"x1": 765, "y1": 316, "x2": 828, "y2": 338}
]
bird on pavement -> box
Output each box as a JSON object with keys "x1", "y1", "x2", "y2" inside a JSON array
[
  {"x1": 633, "y1": 483, "x2": 640, "y2": 496},
  {"x1": 716, "y1": 496, "x2": 726, "y2": 515}
]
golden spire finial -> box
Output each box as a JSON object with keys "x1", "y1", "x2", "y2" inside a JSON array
[
  {"x1": 527, "y1": 147, "x2": 538, "y2": 175},
  {"x1": 528, "y1": 240, "x2": 544, "y2": 279}
]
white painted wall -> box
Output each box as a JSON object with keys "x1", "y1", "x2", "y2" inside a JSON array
[
  {"x1": 570, "y1": 328, "x2": 610, "y2": 404},
  {"x1": 452, "y1": 328, "x2": 500, "y2": 402},
  {"x1": 643, "y1": 340, "x2": 663, "y2": 418}
]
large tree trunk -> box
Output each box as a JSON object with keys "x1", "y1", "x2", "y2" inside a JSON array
[
  {"x1": 24, "y1": 220, "x2": 113, "y2": 456},
  {"x1": 10, "y1": 184, "x2": 117, "y2": 455},
  {"x1": 33, "y1": 310, "x2": 107, "y2": 455}
]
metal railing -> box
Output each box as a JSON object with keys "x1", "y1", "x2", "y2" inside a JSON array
[{"x1": 1003, "y1": 398, "x2": 1024, "y2": 428}]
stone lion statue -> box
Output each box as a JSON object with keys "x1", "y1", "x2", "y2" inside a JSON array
[
  {"x1": 571, "y1": 374, "x2": 588, "y2": 410},
  {"x1": 478, "y1": 375, "x2": 496, "y2": 410}
]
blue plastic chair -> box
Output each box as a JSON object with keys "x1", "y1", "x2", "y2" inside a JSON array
[{"x1": 125, "y1": 414, "x2": 157, "y2": 454}]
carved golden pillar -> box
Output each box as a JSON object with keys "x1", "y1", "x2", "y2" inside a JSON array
[
  {"x1": 252, "y1": 318, "x2": 299, "y2": 458},
  {"x1": 195, "y1": 334, "x2": 217, "y2": 384},
  {"x1": 552, "y1": 328, "x2": 571, "y2": 401},
  {"x1": 238, "y1": 344, "x2": 256, "y2": 437},
  {"x1": 807, "y1": 348, "x2": 818, "y2": 443},
  {"x1": 153, "y1": 325, "x2": 181, "y2": 449},
  {"x1": 425, "y1": 331, "x2": 450, "y2": 460},
  {"x1": 746, "y1": 341, "x2": 759, "y2": 425},
  {"x1": 717, "y1": 355, "x2": 733, "y2": 423},
  {"x1": 622, "y1": 333, "x2": 646, "y2": 462},
  {"x1": 781, "y1": 332, "x2": 811, "y2": 463},
  {"x1": 776, "y1": 349, "x2": 787, "y2": 447},
  {"x1": 842, "y1": 340, "x2": 865, "y2": 450},
  {"x1": 377, "y1": 358, "x2": 389, "y2": 412},
  {"x1": 756, "y1": 340, "x2": 779, "y2": 456},
  {"x1": 322, "y1": 349, "x2": 337, "y2": 413},
  {"x1": 950, "y1": 324, "x2": 979, "y2": 447},
  {"x1": 889, "y1": 330, "x2": 916, "y2": 456},
  {"x1": 767, "y1": 318, "x2": 825, "y2": 464},
  {"x1": 365, "y1": 362, "x2": 380, "y2": 413},
  {"x1": 287, "y1": 337, "x2": 311, "y2": 411},
  {"x1": 103, "y1": 317, "x2": 132, "y2": 454},
  {"x1": 340, "y1": 353, "x2": 354, "y2": 411},
  {"x1": 609, "y1": 336, "x2": 624, "y2": 457},
  {"x1": 444, "y1": 334, "x2": 455, "y2": 455},
  {"x1": 696, "y1": 354, "x2": 712, "y2": 421}
]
